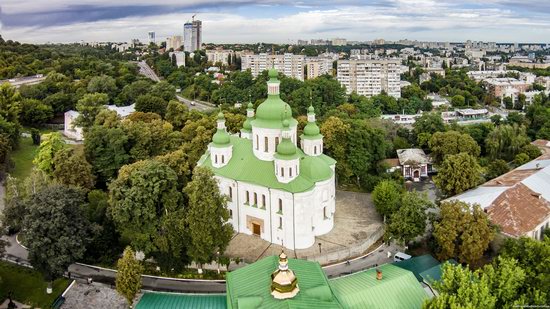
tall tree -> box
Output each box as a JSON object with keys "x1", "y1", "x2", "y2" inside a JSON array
[
  {"x1": 386, "y1": 191, "x2": 431, "y2": 244},
  {"x1": 52, "y1": 147, "x2": 95, "y2": 190},
  {"x1": 109, "y1": 160, "x2": 183, "y2": 254},
  {"x1": 320, "y1": 116, "x2": 352, "y2": 180},
  {"x1": 134, "y1": 94, "x2": 168, "y2": 117},
  {"x1": 434, "y1": 153, "x2": 481, "y2": 197},
  {"x1": 372, "y1": 179, "x2": 403, "y2": 218},
  {"x1": 33, "y1": 132, "x2": 67, "y2": 176},
  {"x1": 116, "y1": 246, "x2": 143, "y2": 308},
  {"x1": 485, "y1": 124, "x2": 530, "y2": 161},
  {"x1": 87, "y1": 75, "x2": 117, "y2": 99},
  {"x1": 76, "y1": 92, "x2": 109, "y2": 129},
  {"x1": 433, "y1": 200, "x2": 495, "y2": 265},
  {"x1": 428, "y1": 130, "x2": 481, "y2": 164},
  {"x1": 24, "y1": 185, "x2": 91, "y2": 288},
  {"x1": 84, "y1": 125, "x2": 129, "y2": 183},
  {"x1": 184, "y1": 167, "x2": 233, "y2": 270}
]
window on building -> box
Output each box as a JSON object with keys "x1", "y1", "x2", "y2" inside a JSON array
[
  {"x1": 245, "y1": 191, "x2": 250, "y2": 204},
  {"x1": 254, "y1": 192, "x2": 258, "y2": 205},
  {"x1": 279, "y1": 217, "x2": 283, "y2": 229},
  {"x1": 229, "y1": 187, "x2": 233, "y2": 201},
  {"x1": 222, "y1": 155, "x2": 225, "y2": 164},
  {"x1": 229, "y1": 209, "x2": 233, "y2": 218},
  {"x1": 264, "y1": 136, "x2": 269, "y2": 152},
  {"x1": 281, "y1": 168, "x2": 284, "y2": 177},
  {"x1": 278, "y1": 199, "x2": 283, "y2": 214},
  {"x1": 323, "y1": 206, "x2": 327, "y2": 219},
  {"x1": 275, "y1": 137, "x2": 279, "y2": 145},
  {"x1": 262, "y1": 194, "x2": 266, "y2": 207},
  {"x1": 314, "y1": 146, "x2": 317, "y2": 155},
  {"x1": 289, "y1": 167, "x2": 293, "y2": 177},
  {"x1": 214, "y1": 155, "x2": 218, "y2": 164},
  {"x1": 255, "y1": 135, "x2": 259, "y2": 150}
]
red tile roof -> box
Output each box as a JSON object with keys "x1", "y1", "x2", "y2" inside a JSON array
[{"x1": 487, "y1": 183, "x2": 550, "y2": 237}]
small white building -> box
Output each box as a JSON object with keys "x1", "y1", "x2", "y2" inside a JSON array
[
  {"x1": 63, "y1": 104, "x2": 135, "y2": 141},
  {"x1": 385, "y1": 149, "x2": 434, "y2": 182}
]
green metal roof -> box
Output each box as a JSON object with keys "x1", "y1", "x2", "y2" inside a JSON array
[
  {"x1": 136, "y1": 292, "x2": 227, "y2": 309},
  {"x1": 226, "y1": 255, "x2": 343, "y2": 309},
  {"x1": 419, "y1": 260, "x2": 457, "y2": 285},
  {"x1": 392, "y1": 254, "x2": 440, "y2": 282},
  {"x1": 198, "y1": 136, "x2": 335, "y2": 194},
  {"x1": 330, "y1": 264, "x2": 429, "y2": 309}
]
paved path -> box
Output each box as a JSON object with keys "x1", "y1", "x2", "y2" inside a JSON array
[{"x1": 137, "y1": 61, "x2": 161, "y2": 82}]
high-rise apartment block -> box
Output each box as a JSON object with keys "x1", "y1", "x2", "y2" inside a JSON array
[
  {"x1": 305, "y1": 57, "x2": 333, "y2": 79},
  {"x1": 241, "y1": 53, "x2": 305, "y2": 80},
  {"x1": 184, "y1": 19, "x2": 202, "y2": 52},
  {"x1": 165, "y1": 35, "x2": 183, "y2": 51},
  {"x1": 337, "y1": 59, "x2": 401, "y2": 98},
  {"x1": 148, "y1": 31, "x2": 155, "y2": 44}
]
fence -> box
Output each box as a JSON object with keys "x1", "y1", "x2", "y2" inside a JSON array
[{"x1": 299, "y1": 225, "x2": 385, "y2": 265}]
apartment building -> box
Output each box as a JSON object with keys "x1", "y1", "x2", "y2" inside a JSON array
[
  {"x1": 241, "y1": 53, "x2": 305, "y2": 80},
  {"x1": 165, "y1": 35, "x2": 183, "y2": 51},
  {"x1": 484, "y1": 78, "x2": 530, "y2": 99},
  {"x1": 305, "y1": 57, "x2": 333, "y2": 79},
  {"x1": 337, "y1": 59, "x2": 401, "y2": 98},
  {"x1": 206, "y1": 49, "x2": 234, "y2": 66}
]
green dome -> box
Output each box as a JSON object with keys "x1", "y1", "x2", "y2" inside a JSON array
[
  {"x1": 308, "y1": 105, "x2": 315, "y2": 113},
  {"x1": 217, "y1": 112, "x2": 225, "y2": 120},
  {"x1": 303, "y1": 122, "x2": 320, "y2": 136},
  {"x1": 212, "y1": 130, "x2": 230, "y2": 146},
  {"x1": 242, "y1": 118, "x2": 252, "y2": 131},
  {"x1": 255, "y1": 97, "x2": 293, "y2": 122},
  {"x1": 268, "y1": 68, "x2": 278, "y2": 79},
  {"x1": 300, "y1": 156, "x2": 333, "y2": 182},
  {"x1": 247, "y1": 102, "x2": 253, "y2": 109},
  {"x1": 276, "y1": 138, "x2": 296, "y2": 156}
]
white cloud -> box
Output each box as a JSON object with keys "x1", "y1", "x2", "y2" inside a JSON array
[{"x1": 1, "y1": 1, "x2": 550, "y2": 43}]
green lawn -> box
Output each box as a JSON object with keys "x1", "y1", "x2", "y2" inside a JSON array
[
  {"x1": 0, "y1": 261, "x2": 70, "y2": 308},
  {"x1": 9, "y1": 137, "x2": 39, "y2": 179}
]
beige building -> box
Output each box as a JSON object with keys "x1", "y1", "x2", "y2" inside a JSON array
[
  {"x1": 206, "y1": 49, "x2": 234, "y2": 66},
  {"x1": 241, "y1": 53, "x2": 305, "y2": 80},
  {"x1": 337, "y1": 59, "x2": 401, "y2": 98},
  {"x1": 305, "y1": 57, "x2": 333, "y2": 79},
  {"x1": 484, "y1": 77, "x2": 530, "y2": 99},
  {"x1": 165, "y1": 35, "x2": 183, "y2": 51}
]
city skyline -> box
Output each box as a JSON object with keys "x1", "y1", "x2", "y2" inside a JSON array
[{"x1": 1, "y1": 0, "x2": 550, "y2": 44}]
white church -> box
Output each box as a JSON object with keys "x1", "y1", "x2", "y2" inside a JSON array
[{"x1": 198, "y1": 69, "x2": 336, "y2": 250}]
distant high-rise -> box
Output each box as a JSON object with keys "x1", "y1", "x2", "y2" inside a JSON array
[
  {"x1": 148, "y1": 31, "x2": 155, "y2": 44},
  {"x1": 184, "y1": 18, "x2": 202, "y2": 52},
  {"x1": 166, "y1": 35, "x2": 183, "y2": 51}
]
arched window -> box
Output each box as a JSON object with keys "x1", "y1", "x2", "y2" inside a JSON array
[
  {"x1": 254, "y1": 192, "x2": 258, "y2": 205},
  {"x1": 289, "y1": 167, "x2": 293, "y2": 177},
  {"x1": 314, "y1": 146, "x2": 317, "y2": 155},
  {"x1": 214, "y1": 155, "x2": 218, "y2": 164},
  {"x1": 275, "y1": 137, "x2": 279, "y2": 145},
  {"x1": 221, "y1": 155, "x2": 225, "y2": 164},
  {"x1": 246, "y1": 191, "x2": 250, "y2": 204},
  {"x1": 264, "y1": 136, "x2": 269, "y2": 152},
  {"x1": 279, "y1": 217, "x2": 283, "y2": 229},
  {"x1": 278, "y1": 199, "x2": 283, "y2": 214},
  {"x1": 255, "y1": 135, "x2": 259, "y2": 150},
  {"x1": 262, "y1": 194, "x2": 266, "y2": 207},
  {"x1": 229, "y1": 187, "x2": 233, "y2": 201},
  {"x1": 281, "y1": 168, "x2": 284, "y2": 177}
]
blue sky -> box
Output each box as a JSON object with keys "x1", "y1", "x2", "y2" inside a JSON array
[{"x1": 1, "y1": 0, "x2": 549, "y2": 43}]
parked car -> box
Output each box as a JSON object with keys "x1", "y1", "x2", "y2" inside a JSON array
[{"x1": 393, "y1": 252, "x2": 412, "y2": 262}]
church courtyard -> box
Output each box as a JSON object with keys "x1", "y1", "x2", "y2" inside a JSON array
[{"x1": 224, "y1": 190, "x2": 384, "y2": 266}]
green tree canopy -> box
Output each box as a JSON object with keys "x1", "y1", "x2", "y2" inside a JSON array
[
  {"x1": 485, "y1": 124, "x2": 530, "y2": 161},
  {"x1": 109, "y1": 159, "x2": 183, "y2": 254},
  {"x1": 76, "y1": 92, "x2": 109, "y2": 129},
  {"x1": 184, "y1": 167, "x2": 233, "y2": 267},
  {"x1": 24, "y1": 185, "x2": 91, "y2": 281},
  {"x1": 33, "y1": 132, "x2": 67, "y2": 176},
  {"x1": 428, "y1": 130, "x2": 481, "y2": 165},
  {"x1": 52, "y1": 147, "x2": 96, "y2": 190},
  {"x1": 116, "y1": 246, "x2": 143, "y2": 307},
  {"x1": 386, "y1": 191, "x2": 431, "y2": 244},
  {"x1": 372, "y1": 179, "x2": 404, "y2": 218},
  {"x1": 434, "y1": 153, "x2": 482, "y2": 197}
]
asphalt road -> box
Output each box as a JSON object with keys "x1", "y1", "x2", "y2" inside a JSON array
[
  {"x1": 176, "y1": 95, "x2": 215, "y2": 112},
  {"x1": 0, "y1": 75, "x2": 46, "y2": 88}
]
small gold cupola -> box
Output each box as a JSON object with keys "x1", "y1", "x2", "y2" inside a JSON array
[{"x1": 270, "y1": 251, "x2": 299, "y2": 299}]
